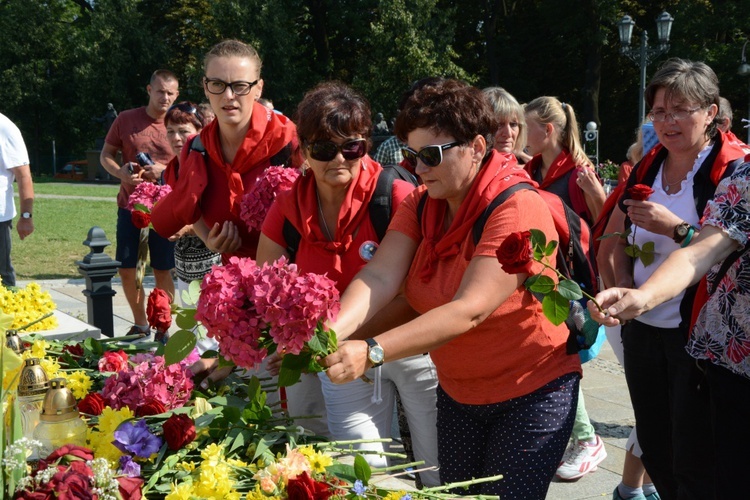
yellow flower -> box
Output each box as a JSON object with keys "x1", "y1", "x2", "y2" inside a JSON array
[
  {"x1": 39, "y1": 358, "x2": 61, "y2": 380},
  {"x1": 0, "y1": 283, "x2": 57, "y2": 332},
  {"x1": 201, "y1": 442, "x2": 225, "y2": 466},
  {"x1": 66, "y1": 371, "x2": 92, "y2": 399},
  {"x1": 98, "y1": 406, "x2": 134, "y2": 434},
  {"x1": 384, "y1": 491, "x2": 409, "y2": 500},
  {"x1": 165, "y1": 481, "x2": 194, "y2": 500},
  {"x1": 191, "y1": 397, "x2": 212, "y2": 418},
  {"x1": 194, "y1": 463, "x2": 236, "y2": 498},
  {"x1": 308, "y1": 450, "x2": 333, "y2": 474},
  {"x1": 29, "y1": 339, "x2": 50, "y2": 359},
  {"x1": 177, "y1": 461, "x2": 197, "y2": 472}
]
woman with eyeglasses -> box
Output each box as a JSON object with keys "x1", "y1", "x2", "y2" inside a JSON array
[
  {"x1": 524, "y1": 97, "x2": 606, "y2": 224},
  {"x1": 600, "y1": 58, "x2": 746, "y2": 500},
  {"x1": 320, "y1": 79, "x2": 581, "y2": 499},
  {"x1": 160, "y1": 102, "x2": 221, "y2": 315},
  {"x1": 152, "y1": 39, "x2": 300, "y2": 259},
  {"x1": 256, "y1": 81, "x2": 440, "y2": 485}
]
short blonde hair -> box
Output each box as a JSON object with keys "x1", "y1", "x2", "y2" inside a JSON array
[
  {"x1": 204, "y1": 39, "x2": 262, "y2": 74},
  {"x1": 483, "y1": 87, "x2": 527, "y2": 153}
]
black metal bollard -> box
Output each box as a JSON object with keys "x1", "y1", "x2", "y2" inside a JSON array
[{"x1": 77, "y1": 227, "x2": 120, "y2": 337}]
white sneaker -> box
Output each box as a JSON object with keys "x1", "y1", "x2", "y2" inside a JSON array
[{"x1": 556, "y1": 435, "x2": 607, "y2": 480}]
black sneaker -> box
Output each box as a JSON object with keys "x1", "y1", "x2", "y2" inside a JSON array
[
  {"x1": 154, "y1": 330, "x2": 169, "y2": 345},
  {"x1": 121, "y1": 325, "x2": 150, "y2": 342}
]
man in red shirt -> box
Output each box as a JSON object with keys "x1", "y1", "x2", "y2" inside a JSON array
[{"x1": 100, "y1": 70, "x2": 179, "y2": 336}]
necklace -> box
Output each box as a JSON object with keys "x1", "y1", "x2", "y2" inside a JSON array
[
  {"x1": 316, "y1": 190, "x2": 334, "y2": 241},
  {"x1": 662, "y1": 160, "x2": 688, "y2": 193}
]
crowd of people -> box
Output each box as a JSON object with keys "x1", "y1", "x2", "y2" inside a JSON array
[{"x1": 5, "y1": 36, "x2": 749, "y2": 500}]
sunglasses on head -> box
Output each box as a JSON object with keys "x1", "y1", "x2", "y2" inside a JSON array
[
  {"x1": 308, "y1": 138, "x2": 367, "y2": 162},
  {"x1": 401, "y1": 141, "x2": 463, "y2": 168}
]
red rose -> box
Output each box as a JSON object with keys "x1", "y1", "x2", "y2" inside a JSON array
[
  {"x1": 131, "y1": 210, "x2": 151, "y2": 229},
  {"x1": 118, "y1": 476, "x2": 144, "y2": 500},
  {"x1": 62, "y1": 344, "x2": 84, "y2": 358},
  {"x1": 162, "y1": 413, "x2": 196, "y2": 450},
  {"x1": 78, "y1": 393, "x2": 106, "y2": 416},
  {"x1": 146, "y1": 288, "x2": 172, "y2": 332},
  {"x1": 496, "y1": 230, "x2": 535, "y2": 275},
  {"x1": 48, "y1": 462, "x2": 94, "y2": 500},
  {"x1": 98, "y1": 350, "x2": 129, "y2": 372},
  {"x1": 287, "y1": 471, "x2": 333, "y2": 500},
  {"x1": 41, "y1": 445, "x2": 94, "y2": 468},
  {"x1": 136, "y1": 399, "x2": 167, "y2": 417},
  {"x1": 14, "y1": 489, "x2": 54, "y2": 500},
  {"x1": 628, "y1": 183, "x2": 655, "y2": 201}
]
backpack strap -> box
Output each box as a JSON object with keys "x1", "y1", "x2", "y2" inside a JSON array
[
  {"x1": 189, "y1": 135, "x2": 207, "y2": 155},
  {"x1": 370, "y1": 164, "x2": 419, "y2": 241},
  {"x1": 282, "y1": 218, "x2": 302, "y2": 263},
  {"x1": 708, "y1": 241, "x2": 750, "y2": 295},
  {"x1": 472, "y1": 183, "x2": 534, "y2": 245}
]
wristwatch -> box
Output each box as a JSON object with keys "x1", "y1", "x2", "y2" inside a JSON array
[
  {"x1": 673, "y1": 222, "x2": 692, "y2": 244},
  {"x1": 20, "y1": 212, "x2": 32, "y2": 219},
  {"x1": 365, "y1": 338, "x2": 385, "y2": 367}
]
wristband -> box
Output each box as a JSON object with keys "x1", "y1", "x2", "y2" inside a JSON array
[{"x1": 680, "y1": 226, "x2": 695, "y2": 248}]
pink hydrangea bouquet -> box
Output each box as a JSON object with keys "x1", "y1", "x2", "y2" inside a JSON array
[
  {"x1": 126, "y1": 182, "x2": 172, "y2": 229},
  {"x1": 240, "y1": 166, "x2": 299, "y2": 232},
  {"x1": 100, "y1": 352, "x2": 195, "y2": 413},
  {"x1": 195, "y1": 256, "x2": 340, "y2": 386}
]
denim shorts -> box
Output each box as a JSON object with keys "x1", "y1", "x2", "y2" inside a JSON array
[{"x1": 115, "y1": 207, "x2": 175, "y2": 270}]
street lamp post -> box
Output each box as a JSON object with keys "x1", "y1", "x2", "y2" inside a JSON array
[
  {"x1": 617, "y1": 12, "x2": 675, "y2": 125},
  {"x1": 737, "y1": 41, "x2": 750, "y2": 144}
]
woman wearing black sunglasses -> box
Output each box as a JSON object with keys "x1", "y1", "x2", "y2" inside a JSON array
[
  {"x1": 321, "y1": 79, "x2": 581, "y2": 499},
  {"x1": 152, "y1": 39, "x2": 301, "y2": 259},
  {"x1": 256, "y1": 81, "x2": 440, "y2": 486}
]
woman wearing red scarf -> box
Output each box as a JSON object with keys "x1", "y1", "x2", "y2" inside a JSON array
[
  {"x1": 151, "y1": 39, "x2": 301, "y2": 259},
  {"x1": 524, "y1": 97, "x2": 606, "y2": 226},
  {"x1": 321, "y1": 80, "x2": 581, "y2": 499},
  {"x1": 601, "y1": 59, "x2": 746, "y2": 500},
  {"x1": 257, "y1": 82, "x2": 439, "y2": 487}
]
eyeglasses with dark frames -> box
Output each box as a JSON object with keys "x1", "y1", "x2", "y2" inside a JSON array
[
  {"x1": 203, "y1": 78, "x2": 259, "y2": 96},
  {"x1": 307, "y1": 138, "x2": 368, "y2": 162},
  {"x1": 401, "y1": 141, "x2": 464, "y2": 168}
]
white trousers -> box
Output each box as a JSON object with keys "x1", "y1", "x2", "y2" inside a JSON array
[{"x1": 318, "y1": 353, "x2": 440, "y2": 486}]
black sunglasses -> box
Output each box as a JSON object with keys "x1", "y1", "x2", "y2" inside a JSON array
[
  {"x1": 308, "y1": 138, "x2": 367, "y2": 162},
  {"x1": 401, "y1": 141, "x2": 463, "y2": 168}
]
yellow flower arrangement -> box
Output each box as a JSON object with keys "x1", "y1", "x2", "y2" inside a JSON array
[
  {"x1": 87, "y1": 406, "x2": 134, "y2": 465},
  {"x1": 0, "y1": 282, "x2": 58, "y2": 332},
  {"x1": 66, "y1": 370, "x2": 92, "y2": 399}
]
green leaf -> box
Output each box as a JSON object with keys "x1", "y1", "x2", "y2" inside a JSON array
[
  {"x1": 246, "y1": 376, "x2": 261, "y2": 402},
  {"x1": 217, "y1": 355, "x2": 235, "y2": 368},
  {"x1": 163, "y1": 330, "x2": 197, "y2": 366},
  {"x1": 529, "y1": 228, "x2": 547, "y2": 249},
  {"x1": 544, "y1": 240, "x2": 558, "y2": 257},
  {"x1": 281, "y1": 352, "x2": 312, "y2": 370},
  {"x1": 527, "y1": 275, "x2": 555, "y2": 294},
  {"x1": 253, "y1": 432, "x2": 285, "y2": 461},
  {"x1": 327, "y1": 326, "x2": 338, "y2": 351},
  {"x1": 354, "y1": 454, "x2": 372, "y2": 483},
  {"x1": 134, "y1": 203, "x2": 150, "y2": 212},
  {"x1": 175, "y1": 310, "x2": 197, "y2": 330},
  {"x1": 222, "y1": 405, "x2": 242, "y2": 424},
  {"x1": 307, "y1": 334, "x2": 324, "y2": 353},
  {"x1": 278, "y1": 367, "x2": 302, "y2": 387},
  {"x1": 325, "y1": 463, "x2": 358, "y2": 483},
  {"x1": 624, "y1": 244, "x2": 640, "y2": 258},
  {"x1": 557, "y1": 279, "x2": 583, "y2": 300},
  {"x1": 542, "y1": 291, "x2": 570, "y2": 326},
  {"x1": 640, "y1": 241, "x2": 656, "y2": 266},
  {"x1": 188, "y1": 280, "x2": 202, "y2": 304},
  {"x1": 524, "y1": 274, "x2": 540, "y2": 288}
]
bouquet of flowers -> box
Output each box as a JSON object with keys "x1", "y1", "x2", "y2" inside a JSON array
[
  {"x1": 194, "y1": 256, "x2": 340, "y2": 386},
  {"x1": 0, "y1": 282, "x2": 58, "y2": 332},
  {"x1": 240, "y1": 166, "x2": 299, "y2": 232},
  {"x1": 126, "y1": 182, "x2": 172, "y2": 230}
]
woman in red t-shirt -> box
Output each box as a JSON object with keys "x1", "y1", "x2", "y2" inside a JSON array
[
  {"x1": 257, "y1": 82, "x2": 440, "y2": 486},
  {"x1": 321, "y1": 80, "x2": 581, "y2": 499}
]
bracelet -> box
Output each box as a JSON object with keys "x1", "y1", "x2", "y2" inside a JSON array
[{"x1": 681, "y1": 226, "x2": 696, "y2": 248}]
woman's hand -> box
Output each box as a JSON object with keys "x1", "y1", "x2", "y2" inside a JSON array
[
  {"x1": 266, "y1": 351, "x2": 284, "y2": 376},
  {"x1": 205, "y1": 221, "x2": 242, "y2": 254},
  {"x1": 168, "y1": 224, "x2": 195, "y2": 242},
  {"x1": 576, "y1": 167, "x2": 601, "y2": 195},
  {"x1": 623, "y1": 199, "x2": 683, "y2": 237},
  {"x1": 190, "y1": 357, "x2": 234, "y2": 389},
  {"x1": 320, "y1": 340, "x2": 370, "y2": 384},
  {"x1": 588, "y1": 287, "x2": 651, "y2": 326}
]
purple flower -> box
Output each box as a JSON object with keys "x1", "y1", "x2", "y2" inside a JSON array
[
  {"x1": 351, "y1": 480, "x2": 367, "y2": 497},
  {"x1": 119, "y1": 455, "x2": 141, "y2": 477},
  {"x1": 113, "y1": 419, "x2": 162, "y2": 457}
]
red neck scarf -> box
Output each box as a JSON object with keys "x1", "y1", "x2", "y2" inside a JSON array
[
  {"x1": 419, "y1": 150, "x2": 534, "y2": 281},
  {"x1": 200, "y1": 102, "x2": 296, "y2": 215},
  {"x1": 525, "y1": 149, "x2": 576, "y2": 189},
  {"x1": 279, "y1": 155, "x2": 380, "y2": 273}
]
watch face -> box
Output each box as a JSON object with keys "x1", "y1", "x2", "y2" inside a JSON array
[
  {"x1": 676, "y1": 225, "x2": 689, "y2": 237},
  {"x1": 369, "y1": 345, "x2": 385, "y2": 364}
]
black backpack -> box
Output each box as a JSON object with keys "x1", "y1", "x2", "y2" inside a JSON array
[
  {"x1": 416, "y1": 182, "x2": 600, "y2": 353},
  {"x1": 282, "y1": 164, "x2": 418, "y2": 262}
]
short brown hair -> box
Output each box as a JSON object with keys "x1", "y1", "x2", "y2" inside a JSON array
[
  {"x1": 645, "y1": 58, "x2": 720, "y2": 137},
  {"x1": 293, "y1": 81, "x2": 372, "y2": 145},
  {"x1": 203, "y1": 39, "x2": 262, "y2": 74},
  {"x1": 150, "y1": 69, "x2": 178, "y2": 85},
  {"x1": 165, "y1": 101, "x2": 204, "y2": 130},
  {"x1": 394, "y1": 79, "x2": 498, "y2": 152}
]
